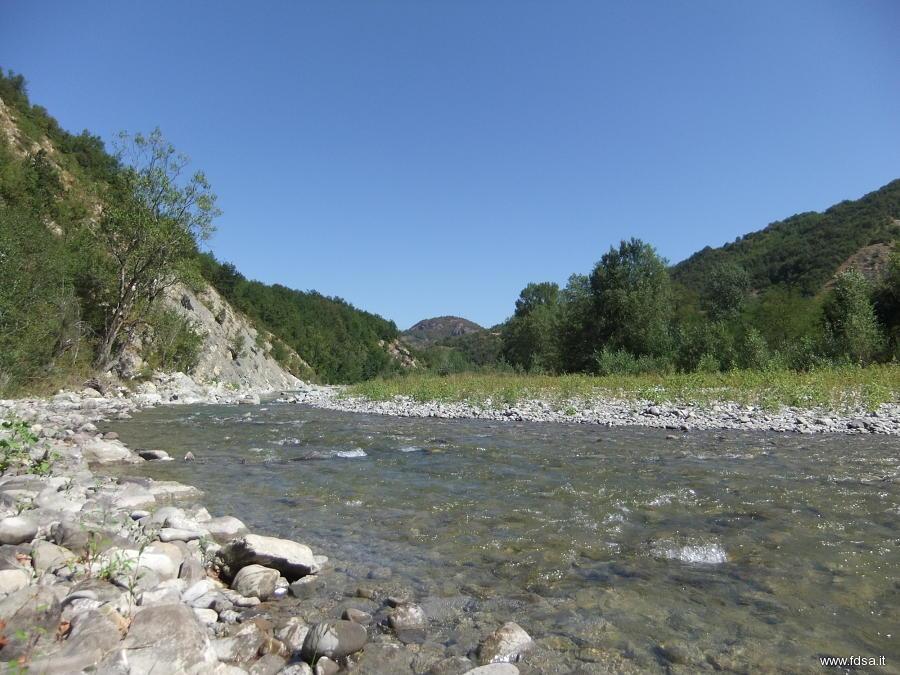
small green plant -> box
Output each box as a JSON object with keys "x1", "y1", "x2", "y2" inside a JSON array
[
  {"x1": 0, "y1": 418, "x2": 39, "y2": 474},
  {"x1": 96, "y1": 550, "x2": 133, "y2": 582},
  {"x1": 229, "y1": 333, "x2": 246, "y2": 360}
]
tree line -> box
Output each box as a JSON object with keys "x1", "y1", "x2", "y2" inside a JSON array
[{"x1": 494, "y1": 238, "x2": 899, "y2": 377}]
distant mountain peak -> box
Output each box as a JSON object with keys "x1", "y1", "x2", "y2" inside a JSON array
[{"x1": 402, "y1": 316, "x2": 484, "y2": 347}]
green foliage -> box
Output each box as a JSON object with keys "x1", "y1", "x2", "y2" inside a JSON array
[
  {"x1": 0, "y1": 418, "x2": 56, "y2": 476},
  {"x1": 0, "y1": 138, "x2": 87, "y2": 395},
  {"x1": 673, "y1": 180, "x2": 900, "y2": 296},
  {"x1": 0, "y1": 70, "x2": 219, "y2": 392},
  {"x1": 502, "y1": 283, "x2": 562, "y2": 371},
  {"x1": 91, "y1": 129, "x2": 219, "y2": 366},
  {"x1": 594, "y1": 347, "x2": 667, "y2": 376},
  {"x1": 873, "y1": 251, "x2": 900, "y2": 357},
  {"x1": 590, "y1": 238, "x2": 673, "y2": 358},
  {"x1": 702, "y1": 262, "x2": 751, "y2": 320},
  {"x1": 822, "y1": 270, "x2": 885, "y2": 364},
  {"x1": 197, "y1": 252, "x2": 399, "y2": 383},
  {"x1": 141, "y1": 308, "x2": 204, "y2": 374},
  {"x1": 350, "y1": 365, "x2": 900, "y2": 413}
]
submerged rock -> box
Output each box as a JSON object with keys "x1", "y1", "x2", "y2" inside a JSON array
[{"x1": 477, "y1": 622, "x2": 533, "y2": 665}]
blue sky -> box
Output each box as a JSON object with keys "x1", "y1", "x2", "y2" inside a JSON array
[{"x1": 3, "y1": 2, "x2": 899, "y2": 329}]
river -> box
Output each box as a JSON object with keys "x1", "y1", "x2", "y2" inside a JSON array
[{"x1": 107, "y1": 402, "x2": 899, "y2": 673}]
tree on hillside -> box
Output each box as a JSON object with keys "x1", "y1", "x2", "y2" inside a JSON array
[
  {"x1": 92, "y1": 129, "x2": 219, "y2": 368},
  {"x1": 702, "y1": 262, "x2": 751, "y2": 320},
  {"x1": 822, "y1": 269, "x2": 884, "y2": 364},
  {"x1": 589, "y1": 238, "x2": 673, "y2": 358}
]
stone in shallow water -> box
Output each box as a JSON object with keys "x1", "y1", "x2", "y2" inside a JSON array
[
  {"x1": 464, "y1": 665, "x2": 519, "y2": 674},
  {"x1": 300, "y1": 620, "x2": 367, "y2": 661},
  {"x1": 389, "y1": 603, "x2": 426, "y2": 631},
  {"x1": 218, "y1": 534, "x2": 318, "y2": 582},
  {"x1": 477, "y1": 622, "x2": 533, "y2": 665},
  {"x1": 138, "y1": 449, "x2": 173, "y2": 461},
  {"x1": 342, "y1": 607, "x2": 372, "y2": 625}
]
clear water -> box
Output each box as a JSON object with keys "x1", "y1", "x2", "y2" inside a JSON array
[{"x1": 108, "y1": 403, "x2": 900, "y2": 673}]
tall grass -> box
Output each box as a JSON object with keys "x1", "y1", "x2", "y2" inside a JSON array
[{"x1": 347, "y1": 364, "x2": 900, "y2": 412}]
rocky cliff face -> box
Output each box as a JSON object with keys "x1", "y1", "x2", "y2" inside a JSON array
[{"x1": 118, "y1": 283, "x2": 306, "y2": 392}]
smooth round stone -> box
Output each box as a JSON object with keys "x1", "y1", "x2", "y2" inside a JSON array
[
  {"x1": 300, "y1": 620, "x2": 367, "y2": 661},
  {"x1": 232, "y1": 564, "x2": 279, "y2": 600},
  {"x1": 0, "y1": 516, "x2": 38, "y2": 545}
]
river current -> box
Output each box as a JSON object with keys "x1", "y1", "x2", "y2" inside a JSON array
[{"x1": 108, "y1": 402, "x2": 899, "y2": 673}]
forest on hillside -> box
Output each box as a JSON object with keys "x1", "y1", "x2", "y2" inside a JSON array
[{"x1": 412, "y1": 184, "x2": 900, "y2": 377}]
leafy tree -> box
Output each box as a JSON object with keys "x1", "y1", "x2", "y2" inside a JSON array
[
  {"x1": 822, "y1": 270, "x2": 885, "y2": 364},
  {"x1": 873, "y1": 252, "x2": 900, "y2": 356},
  {"x1": 589, "y1": 238, "x2": 673, "y2": 358},
  {"x1": 91, "y1": 129, "x2": 219, "y2": 367},
  {"x1": 514, "y1": 282, "x2": 560, "y2": 317},
  {"x1": 702, "y1": 262, "x2": 750, "y2": 320},
  {"x1": 502, "y1": 282, "x2": 563, "y2": 371},
  {"x1": 557, "y1": 274, "x2": 595, "y2": 372}
]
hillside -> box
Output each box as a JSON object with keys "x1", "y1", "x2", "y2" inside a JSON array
[
  {"x1": 672, "y1": 180, "x2": 900, "y2": 295},
  {"x1": 0, "y1": 70, "x2": 407, "y2": 393},
  {"x1": 198, "y1": 254, "x2": 405, "y2": 383},
  {"x1": 402, "y1": 316, "x2": 484, "y2": 348}
]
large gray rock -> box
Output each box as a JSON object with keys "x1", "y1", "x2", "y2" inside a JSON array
[
  {"x1": 249, "y1": 653, "x2": 287, "y2": 675},
  {"x1": 55, "y1": 607, "x2": 123, "y2": 664},
  {"x1": 217, "y1": 534, "x2": 317, "y2": 582},
  {"x1": 0, "y1": 568, "x2": 30, "y2": 594},
  {"x1": 0, "y1": 515, "x2": 38, "y2": 545},
  {"x1": 104, "y1": 603, "x2": 217, "y2": 672},
  {"x1": 477, "y1": 622, "x2": 533, "y2": 664},
  {"x1": 31, "y1": 540, "x2": 76, "y2": 573},
  {"x1": 205, "y1": 516, "x2": 249, "y2": 543},
  {"x1": 275, "y1": 617, "x2": 309, "y2": 653},
  {"x1": 232, "y1": 564, "x2": 279, "y2": 600},
  {"x1": 0, "y1": 585, "x2": 61, "y2": 659},
  {"x1": 213, "y1": 620, "x2": 268, "y2": 665},
  {"x1": 81, "y1": 437, "x2": 137, "y2": 464},
  {"x1": 300, "y1": 620, "x2": 367, "y2": 661}
]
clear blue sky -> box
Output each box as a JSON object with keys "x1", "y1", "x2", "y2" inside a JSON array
[{"x1": 3, "y1": 2, "x2": 899, "y2": 329}]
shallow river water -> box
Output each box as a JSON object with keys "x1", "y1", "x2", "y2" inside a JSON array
[{"x1": 108, "y1": 402, "x2": 899, "y2": 673}]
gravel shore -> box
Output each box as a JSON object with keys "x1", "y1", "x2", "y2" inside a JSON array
[
  {"x1": 0, "y1": 375, "x2": 530, "y2": 674},
  {"x1": 284, "y1": 387, "x2": 900, "y2": 435}
]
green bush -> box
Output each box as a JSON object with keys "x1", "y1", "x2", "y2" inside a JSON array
[{"x1": 141, "y1": 308, "x2": 204, "y2": 374}]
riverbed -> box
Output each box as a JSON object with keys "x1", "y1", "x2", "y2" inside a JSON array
[{"x1": 108, "y1": 401, "x2": 900, "y2": 673}]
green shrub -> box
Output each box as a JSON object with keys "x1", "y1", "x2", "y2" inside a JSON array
[{"x1": 142, "y1": 308, "x2": 204, "y2": 374}]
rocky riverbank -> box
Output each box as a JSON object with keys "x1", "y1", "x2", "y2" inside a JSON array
[
  {"x1": 0, "y1": 378, "x2": 532, "y2": 674},
  {"x1": 282, "y1": 388, "x2": 900, "y2": 435}
]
